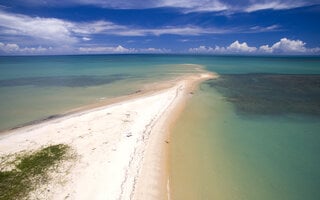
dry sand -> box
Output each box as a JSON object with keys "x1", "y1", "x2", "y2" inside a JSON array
[{"x1": 0, "y1": 72, "x2": 217, "y2": 200}]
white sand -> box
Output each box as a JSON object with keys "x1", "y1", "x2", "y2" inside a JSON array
[{"x1": 0, "y1": 73, "x2": 216, "y2": 200}]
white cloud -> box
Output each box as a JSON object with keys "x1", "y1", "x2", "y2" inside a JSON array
[
  {"x1": 249, "y1": 25, "x2": 280, "y2": 32},
  {"x1": 0, "y1": 11, "x2": 135, "y2": 45},
  {"x1": 309, "y1": 47, "x2": 320, "y2": 53},
  {"x1": 160, "y1": 0, "x2": 320, "y2": 13},
  {"x1": 189, "y1": 45, "x2": 217, "y2": 53},
  {"x1": 0, "y1": 10, "x2": 231, "y2": 46},
  {"x1": 138, "y1": 48, "x2": 171, "y2": 53},
  {"x1": 258, "y1": 38, "x2": 307, "y2": 53},
  {"x1": 0, "y1": 11, "x2": 77, "y2": 44},
  {"x1": 78, "y1": 45, "x2": 171, "y2": 54},
  {"x1": 71, "y1": 0, "x2": 157, "y2": 9},
  {"x1": 0, "y1": 42, "x2": 51, "y2": 54},
  {"x1": 118, "y1": 26, "x2": 227, "y2": 36},
  {"x1": 259, "y1": 45, "x2": 273, "y2": 53},
  {"x1": 0, "y1": 42, "x2": 171, "y2": 55},
  {"x1": 227, "y1": 40, "x2": 257, "y2": 52},
  {"x1": 179, "y1": 39, "x2": 190, "y2": 42},
  {"x1": 189, "y1": 38, "x2": 320, "y2": 55},
  {"x1": 79, "y1": 45, "x2": 135, "y2": 53},
  {"x1": 245, "y1": 1, "x2": 300, "y2": 12},
  {"x1": 82, "y1": 37, "x2": 91, "y2": 41},
  {"x1": 189, "y1": 41, "x2": 257, "y2": 54},
  {"x1": 160, "y1": 0, "x2": 228, "y2": 12},
  {"x1": 243, "y1": 0, "x2": 320, "y2": 12},
  {"x1": 0, "y1": 42, "x2": 19, "y2": 52},
  {"x1": 72, "y1": 21, "x2": 126, "y2": 35}
]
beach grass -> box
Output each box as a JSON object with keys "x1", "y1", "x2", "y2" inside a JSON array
[{"x1": 0, "y1": 144, "x2": 71, "y2": 200}]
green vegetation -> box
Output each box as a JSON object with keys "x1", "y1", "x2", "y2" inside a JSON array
[{"x1": 0, "y1": 144, "x2": 71, "y2": 200}]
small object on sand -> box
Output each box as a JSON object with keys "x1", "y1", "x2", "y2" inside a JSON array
[
  {"x1": 165, "y1": 140, "x2": 169, "y2": 144},
  {"x1": 131, "y1": 90, "x2": 142, "y2": 94},
  {"x1": 126, "y1": 132, "x2": 132, "y2": 137}
]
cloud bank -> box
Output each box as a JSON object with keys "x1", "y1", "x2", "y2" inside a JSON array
[
  {"x1": 189, "y1": 38, "x2": 320, "y2": 55},
  {"x1": 79, "y1": 45, "x2": 134, "y2": 53},
  {"x1": 0, "y1": 42, "x2": 51, "y2": 54},
  {"x1": 79, "y1": 46, "x2": 171, "y2": 54},
  {"x1": 0, "y1": 42, "x2": 171, "y2": 55},
  {"x1": 1, "y1": 39, "x2": 319, "y2": 55}
]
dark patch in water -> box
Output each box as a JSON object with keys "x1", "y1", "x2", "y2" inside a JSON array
[
  {"x1": 9, "y1": 114, "x2": 64, "y2": 131},
  {"x1": 207, "y1": 74, "x2": 320, "y2": 117},
  {"x1": 0, "y1": 74, "x2": 131, "y2": 87}
]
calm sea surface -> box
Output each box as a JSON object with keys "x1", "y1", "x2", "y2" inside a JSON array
[
  {"x1": 0, "y1": 55, "x2": 196, "y2": 130},
  {"x1": 169, "y1": 55, "x2": 320, "y2": 200},
  {"x1": 1, "y1": 55, "x2": 320, "y2": 199}
]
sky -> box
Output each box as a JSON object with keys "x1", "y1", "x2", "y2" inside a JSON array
[{"x1": 0, "y1": 0, "x2": 320, "y2": 55}]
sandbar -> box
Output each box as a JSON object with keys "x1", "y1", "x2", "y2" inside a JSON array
[{"x1": 0, "y1": 71, "x2": 217, "y2": 200}]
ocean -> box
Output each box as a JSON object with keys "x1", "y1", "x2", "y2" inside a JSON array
[{"x1": 1, "y1": 55, "x2": 320, "y2": 199}]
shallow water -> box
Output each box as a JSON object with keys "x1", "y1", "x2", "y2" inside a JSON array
[
  {"x1": 170, "y1": 83, "x2": 320, "y2": 199},
  {"x1": 170, "y1": 56, "x2": 320, "y2": 200},
  {"x1": 0, "y1": 55, "x2": 200, "y2": 130}
]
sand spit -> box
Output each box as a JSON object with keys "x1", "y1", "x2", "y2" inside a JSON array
[{"x1": 0, "y1": 72, "x2": 217, "y2": 200}]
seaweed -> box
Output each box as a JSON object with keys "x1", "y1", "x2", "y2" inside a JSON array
[
  {"x1": 207, "y1": 74, "x2": 320, "y2": 116},
  {"x1": 0, "y1": 144, "x2": 71, "y2": 200}
]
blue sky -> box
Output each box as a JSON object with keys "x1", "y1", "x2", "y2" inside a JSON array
[{"x1": 0, "y1": 0, "x2": 320, "y2": 55}]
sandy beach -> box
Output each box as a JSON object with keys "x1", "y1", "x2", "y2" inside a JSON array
[{"x1": 0, "y1": 72, "x2": 216, "y2": 200}]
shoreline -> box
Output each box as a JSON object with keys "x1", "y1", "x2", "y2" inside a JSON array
[
  {"x1": 0, "y1": 72, "x2": 217, "y2": 200},
  {"x1": 0, "y1": 75, "x2": 180, "y2": 135},
  {"x1": 134, "y1": 73, "x2": 216, "y2": 200}
]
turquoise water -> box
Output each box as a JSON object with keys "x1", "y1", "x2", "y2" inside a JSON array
[
  {"x1": 1, "y1": 55, "x2": 320, "y2": 199},
  {"x1": 169, "y1": 55, "x2": 320, "y2": 200},
  {"x1": 170, "y1": 83, "x2": 320, "y2": 200},
  {"x1": 0, "y1": 55, "x2": 199, "y2": 130}
]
